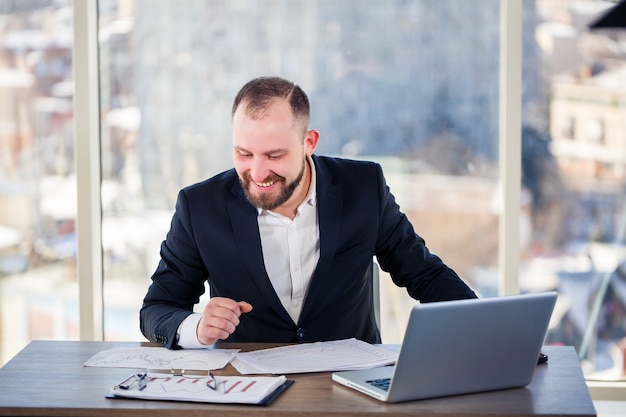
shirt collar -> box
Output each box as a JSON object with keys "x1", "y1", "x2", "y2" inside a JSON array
[{"x1": 305, "y1": 155, "x2": 317, "y2": 207}]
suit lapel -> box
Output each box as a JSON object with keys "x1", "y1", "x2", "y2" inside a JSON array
[
  {"x1": 299, "y1": 157, "x2": 343, "y2": 322},
  {"x1": 227, "y1": 182, "x2": 294, "y2": 325}
]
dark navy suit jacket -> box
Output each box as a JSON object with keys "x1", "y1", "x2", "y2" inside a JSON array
[{"x1": 140, "y1": 155, "x2": 476, "y2": 349}]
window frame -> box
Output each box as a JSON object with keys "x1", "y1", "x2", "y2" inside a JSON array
[{"x1": 74, "y1": 0, "x2": 103, "y2": 342}]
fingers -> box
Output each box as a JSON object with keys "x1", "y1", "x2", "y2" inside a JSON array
[
  {"x1": 196, "y1": 297, "x2": 252, "y2": 345},
  {"x1": 238, "y1": 301, "x2": 253, "y2": 314}
]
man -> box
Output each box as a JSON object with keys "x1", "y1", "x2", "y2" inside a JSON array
[{"x1": 140, "y1": 76, "x2": 476, "y2": 350}]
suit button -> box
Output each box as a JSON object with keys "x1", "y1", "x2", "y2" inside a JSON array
[{"x1": 296, "y1": 328, "x2": 304, "y2": 338}]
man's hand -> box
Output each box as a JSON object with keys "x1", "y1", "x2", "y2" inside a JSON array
[{"x1": 196, "y1": 297, "x2": 253, "y2": 345}]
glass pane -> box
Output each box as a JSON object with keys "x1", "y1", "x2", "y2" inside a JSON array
[
  {"x1": 99, "y1": 0, "x2": 500, "y2": 344},
  {"x1": 0, "y1": 1, "x2": 76, "y2": 366},
  {"x1": 525, "y1": 0, "x2": 626, "y2": 382}
]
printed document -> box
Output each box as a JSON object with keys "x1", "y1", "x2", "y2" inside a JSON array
[
  {"x1": 231, "y1": 338, "x2": 398, "y2": 374},
  {"x1": 110, "y1": 373, "x2": 288, "y2": 404},
  {"x1": 84, "y1": 346, "x2": 237, "y2": 371}
]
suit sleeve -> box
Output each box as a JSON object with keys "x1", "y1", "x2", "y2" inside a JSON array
[
  {"x1": 139, "y1": 190, "x2": 208, "y2": 349},
  {"x1": 373, "y1": 164, "x2": 477, "y2": 302}
]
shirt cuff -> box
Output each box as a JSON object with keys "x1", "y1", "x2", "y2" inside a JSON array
[{"x1": 176, "y1": 312, "x2": 206, "y2": 349}]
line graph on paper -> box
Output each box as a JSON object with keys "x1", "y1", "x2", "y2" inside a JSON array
[
  {"x1": 232, "y1": 338, "x2": 398, "y2": 374},
  {"x1": 148, "y1": 376, "x2": 257, "y2": 395},
  {"x1": 83, "y1": 346, "x2": 237, "y2": 370}
]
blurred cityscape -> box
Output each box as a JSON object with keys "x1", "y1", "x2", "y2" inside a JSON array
[{"x1": 0, "y1": 0, "x2": 625, "y2": 381}]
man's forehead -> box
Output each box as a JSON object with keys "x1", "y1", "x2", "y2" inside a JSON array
[{"x1": 235, "y1": 97, "x2": 290, "y2": 120}]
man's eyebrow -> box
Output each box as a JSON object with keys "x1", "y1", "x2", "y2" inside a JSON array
[
  {"x1": 265, "y1": 148, "x2": 288, "y2": 155},
  {"x1": 234, "y1": 146, "x2": 289, "y2": 155}
]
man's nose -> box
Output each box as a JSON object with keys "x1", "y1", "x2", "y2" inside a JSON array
[{"x1": 249, "y1": 157, "x2": 270, "y2": 182}]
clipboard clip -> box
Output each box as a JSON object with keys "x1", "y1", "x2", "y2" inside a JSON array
[{"x1": 115, "y1": 373, "x2": 147, "y2": 391}]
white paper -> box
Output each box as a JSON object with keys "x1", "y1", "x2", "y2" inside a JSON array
[
  {"x1": 84, "y1": 346, "x2": 238, "y2": 371},
  {"x1": 111, "y1": 374, "x2": 286, "y2": 404},
  {"x1": 231, "y1": 338, "x2": 398, "y2": 374}
]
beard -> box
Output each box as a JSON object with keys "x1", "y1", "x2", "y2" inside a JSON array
[{"x1": 239, "y1": 159, "x2": 306, "y2": 211}]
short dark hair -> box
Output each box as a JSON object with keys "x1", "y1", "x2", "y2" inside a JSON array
[{"x1": 232, "y1": 76, "x2": 310, "y2": 136}]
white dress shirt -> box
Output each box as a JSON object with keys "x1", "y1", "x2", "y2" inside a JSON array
[{"x1": 177, "y1": 157, "x2": 320, "y2": 348}]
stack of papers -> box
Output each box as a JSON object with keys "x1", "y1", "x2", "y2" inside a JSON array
[
  {"x1": 88, "y1": 338, "x2": 398, "y2": 404},
  {"x1": 231, "y1": 338, "x2": 398, "y2": 374}
]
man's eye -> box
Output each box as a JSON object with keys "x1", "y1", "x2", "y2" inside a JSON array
[{"x1": 268, "y1": 154, "x2": 283, "y2": 160}]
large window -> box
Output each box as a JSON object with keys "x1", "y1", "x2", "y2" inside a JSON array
[
  {"x1": 529, "y1": 0, "x2": 626, "y2": 386},
  {"x1": 97, "y1": 0, "x2": 503, "y2": 344},
  {"x1": 1, "y1": 0, "x2": 625, "y2": 398},
  {"x1": 0, "y1": 0, "x2": 77, "y2": 363}
]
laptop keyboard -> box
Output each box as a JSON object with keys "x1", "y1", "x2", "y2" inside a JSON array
[{"x1": 366, "y1": 378, "x2": 391, "y2": 391}]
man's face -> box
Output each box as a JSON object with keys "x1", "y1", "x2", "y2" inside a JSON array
[{"x1": 232, "y1": 99, "x2": 318, "y2": 212}]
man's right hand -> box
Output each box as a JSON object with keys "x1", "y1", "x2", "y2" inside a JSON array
[{"x1": 196, "y1": 297, "x2": 253, "y2": 345}]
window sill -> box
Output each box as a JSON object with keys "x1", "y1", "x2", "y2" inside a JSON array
[{"x1": 587, "y1": 380, "x2": 626, "y2": 401}]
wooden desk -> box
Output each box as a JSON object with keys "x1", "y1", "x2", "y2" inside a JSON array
[{"x1": 0, "y1": 341, "x2": 595, "y2": 417}]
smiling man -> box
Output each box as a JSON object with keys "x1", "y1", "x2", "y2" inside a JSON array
[
  {"x1": 140, "y1": 76, "x2": 476, "y2": 349},
  {"x1": 232, "y1": 84, "x2": 318, "y2": 218}
]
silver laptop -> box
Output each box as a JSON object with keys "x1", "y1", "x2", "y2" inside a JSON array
[{"x1": 332, "y1": 291, "x2": 557, "y2": 403}]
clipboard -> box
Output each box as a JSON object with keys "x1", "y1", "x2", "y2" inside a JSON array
[{"x1": 107, "y1": 373, "x2": 293, "y2": 405}]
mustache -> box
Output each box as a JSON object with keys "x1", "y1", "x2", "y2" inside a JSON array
[{"x1": 242, "y1": 172, "x2": 284, "y2": 185}]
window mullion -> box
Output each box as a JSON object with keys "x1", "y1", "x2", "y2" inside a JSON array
[
  {"x1": 73, "y1": 0, "x2": 104, "y2": 341},
  {"x1": 498, "y1": 0, "x2": 522, "y2": 296}
]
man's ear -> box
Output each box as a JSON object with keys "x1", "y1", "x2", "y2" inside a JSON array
[{"x1": 305, "y1": 129, "x2": 320, "y2": 156}]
